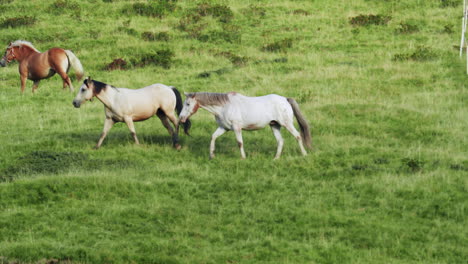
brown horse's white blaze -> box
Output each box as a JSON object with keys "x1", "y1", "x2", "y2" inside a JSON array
[
  {"x1": 0, "y1": 40, "x2": 83, "y2": 93},
  {"x1": 73, "y1": 77, "x2": 191, "y2": 150},
  {"x1": 179, "y1": 92, "x2": 312, "y2": 159}
]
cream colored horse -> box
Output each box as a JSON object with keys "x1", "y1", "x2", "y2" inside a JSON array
[
  {"x1": 179, "y1": 92, "x2": 311, "y2": 159},
  {"x1": 73, "y1": 77, "x2": 190, "y2": 149}
]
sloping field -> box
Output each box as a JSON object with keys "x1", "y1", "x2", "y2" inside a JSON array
[{"x1": 0, "y1": 0, "x2": 466, "y2": 263}]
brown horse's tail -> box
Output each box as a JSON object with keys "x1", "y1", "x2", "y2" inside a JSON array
[
  {"x1": 287, "y1": 98, "x2": 312, "y2": 148},
  {"x1": 65, "y1": 50, "x2": 84, "y2": 81},
  {"x1": 171, "y1": 87, "x2": 191, "y2": 135}
]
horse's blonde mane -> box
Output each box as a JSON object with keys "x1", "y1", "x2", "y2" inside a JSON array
[
  {"x1": 9, "y1": 40, "x2": 40, "y2": 52},
  {"x1": 191, "y1": 92, "x2": 230, "y2": 106}
]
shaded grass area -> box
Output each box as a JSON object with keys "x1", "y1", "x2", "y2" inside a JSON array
[{"x1": 0, "y1": 151, "x2": 135, "y2": 182}]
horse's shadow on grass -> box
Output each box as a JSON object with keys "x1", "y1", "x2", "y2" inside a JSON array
[
  {"x1": 60, "y1": 131, "x2": 179, "y2": 148},
  {"x1": 56, "y1": 129, "x2": 302, "y2": 159}
]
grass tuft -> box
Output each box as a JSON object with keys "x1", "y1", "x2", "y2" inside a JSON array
[
  {"x1": 104, "y1": 58, "x2": 128, "y2": 71},
  {"x1": 242, "y1": 5, "x2": 267, "y2": 18},
  {"x1": 197, "y1": 25, "x2": 241, "y2": 44},
  {"x1": 395, "y1": 22, "x2": 420, "y2": 34},
  {"x1": 122, "y1": 0, "x2": 177, "y2": 18},
  {"x1": 216, "y1": 51, "x2": 249, "y2": 66},
  {"x1": 261, "y1": 38, "x2": 294, "y2": 52},
  {"x1": 130, "y1": 49, "x2": 175, "y2": 69},
  {"x1": 440, "y1": 0, "x2": 459, "y2": 8},
  {"x1": 349, "y1": 14, "x2": 391, "y2": 27},
  {"x1": 292, "y1": 9, "x2": 310, "y2": 16},
  {"x1": 194, "y1": 2, "x2": 234, "y2": 23},
  {"x1": 0, "y1": 16, "x2": 36, "y2": 28},
  {"x1": 392, "y1": 46, "x2": 438, "y2": 61},
  {"x1": 141, "y1": 31, "x2": 171, "y2": 42}
]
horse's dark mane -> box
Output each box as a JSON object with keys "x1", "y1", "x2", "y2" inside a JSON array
[
  {"x1": 191, "y1": 92, "x2": 230, "y2": 106},
  {"x1": 85, "y1": 79, "x2": 118, "y2": 94}
]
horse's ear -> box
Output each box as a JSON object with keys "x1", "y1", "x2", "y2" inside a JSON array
[
  {"x1": 84, "y1": 76, "x2": 92, "y2": 87},
  {"x1": 184, "y1": 92, "x2": 194, "y2": 98}
]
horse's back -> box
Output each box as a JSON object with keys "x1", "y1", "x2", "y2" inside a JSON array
[
  {"x1": 235, "y1": 93, "x2": 289, "y2": 111},
  {"x1": 229, "y1": 93, "x2": 292, "y2": 128},
  {"x1": 120, "y1": 83, "x2": 176, "y2": 112}
]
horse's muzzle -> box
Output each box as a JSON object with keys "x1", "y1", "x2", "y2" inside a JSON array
[
  {"x1": 0, "y1": 60, "x2": 6, "y2": 67},
  {"x1": 72, "y1": 100, "x2": 81, "y2": 108}
]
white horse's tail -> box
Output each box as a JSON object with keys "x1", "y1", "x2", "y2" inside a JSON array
[
  {"x1": 287, "y1": 98, "x2": 312, "y2": 148},
  {"x1": 65, "y1": 50, "x2": 84, "y2": 81}
]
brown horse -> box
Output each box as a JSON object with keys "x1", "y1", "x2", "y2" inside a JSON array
[{"x1": 0, "y1": 40, "x2": 84, "y2": 93}]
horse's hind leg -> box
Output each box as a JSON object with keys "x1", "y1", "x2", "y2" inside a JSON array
[
  {"x1": 284, "y1": 122, "x2": 307, "y2": 156},
  {"x1": 156, "y1": 110, "x2": 180, "y2": 149},
  {"x1": 233, "y1": 125, "x2": 246, "y2": 159},
  {"x1": 59, "y1": 72, "x2": 73, "y2": 92},
  {"x1": 57, "y1": 67, "x2": 74, "y2": 92},
  {"x1": 270, "y1": 123, "x2": 284, "y2": 159},
  {"x1": 32, "y1": 80, "x2": 40, "y2": 93},
  {"x1": 54, "y1": 54, "x2": 74, "y2": 92}
]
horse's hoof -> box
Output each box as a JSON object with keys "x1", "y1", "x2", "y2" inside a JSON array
[{"x1": 174, "y1": 144, "x2": 181, "y2": 150}]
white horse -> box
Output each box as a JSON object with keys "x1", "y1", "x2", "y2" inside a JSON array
[
  {"x1": 72, "y1": 77, "x2": 191, "y2": 149},
  {"x1": 179, "y1": 92, "x2": 311, "y2": 159}
]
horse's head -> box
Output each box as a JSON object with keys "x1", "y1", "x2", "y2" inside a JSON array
[
  {"x1": 73, "y1": 77, "x2": 95, "y2": 108},
  {"x1": 179, "y1": 93, "x2": 200, "y2": 123},
  {"x1": 0, "y1": 43, "x2": 15, "y2": 67}
]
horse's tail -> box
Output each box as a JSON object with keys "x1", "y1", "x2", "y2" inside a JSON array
[
  {"x1": 65, "y1": 50, "x2": 84, "y2": 81},
  {"x1": 287, "y1": 98, "x2": 312, "y2": 148},
  {"x1": 171, "y1": 87, "x2": 191, "y2": 135}
]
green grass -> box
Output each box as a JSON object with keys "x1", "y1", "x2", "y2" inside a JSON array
[{"x1": 0, "y1": 0, "x2": 467, "y2": 263}]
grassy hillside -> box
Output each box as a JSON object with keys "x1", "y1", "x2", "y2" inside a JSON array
[{"x1": 0, "y1": 0, "x2": 467, "y2": 263}]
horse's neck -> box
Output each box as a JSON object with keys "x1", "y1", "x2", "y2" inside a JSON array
[
  {"x1": 95, "y1": 87, "x2": 119, "y2": 110},
  {"x1": 200, "y1": 103, "x2": 225, "y2": 116},
  {"x1": 15, "y1": 46, "x2": 38, "y2": 61}
]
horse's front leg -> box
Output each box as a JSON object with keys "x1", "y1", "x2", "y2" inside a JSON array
[
  {"x1": 210, "y1": 127, "x2": 226, "y2": 159},
  {"x1": 233, "y1": 125, "x2": 246, "y2": 159},
  {"x1": 32, "y1": 80, "x2": 40, "y2": 93},
  {"x1": 95, "y1": 117, "x2": 115, "y2": 149},
  {"x1": 20, "y1": 74, "x2": 27, "y2": 93},
  {"x1": 124, "y1": 117, "x2": 140, "y2": 145}
]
